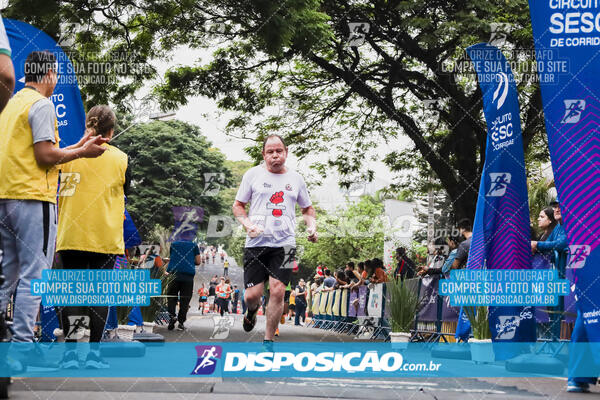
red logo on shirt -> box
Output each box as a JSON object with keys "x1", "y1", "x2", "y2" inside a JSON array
[{"x1": 268, "y1": 191, "x2": 285, "y2": 217}]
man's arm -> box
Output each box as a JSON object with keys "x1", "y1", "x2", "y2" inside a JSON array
[
  {"x1": 0, "y1": 53, "x2": 14, "y2": 112},
  {"x1": 195, "y1": 255, "x2": 201, "y2": 265},
  {"x1": 33, "y1": 136, "x2": 107, "y2": 167},
  {"x1": 232, "y1": 200, "x2": 263, "y2": 237},
  {"x1": 301, "y1": 205, "x2": 317, "y2": 242}
]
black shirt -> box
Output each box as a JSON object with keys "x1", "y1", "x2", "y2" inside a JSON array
[
  {"x1": 395, "y1": 254, "x2": 417, "y2": 280},
  {"x1": 295, "y1": 285, "x2": 307, "y2": 305},
  {"x1": 454, "y1": 237, "x2": 472, "y2": 269}
]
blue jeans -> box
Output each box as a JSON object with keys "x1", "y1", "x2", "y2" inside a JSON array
[{"x1": 0, "y1": 200, "x2": 56, "y2": 343}]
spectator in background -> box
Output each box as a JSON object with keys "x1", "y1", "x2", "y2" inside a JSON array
[
  {"x1": 288, "y1": 290, "x2": 296, "y2": 321},
  {"x1": 316, "y1": 264, "x2": 325, "y2": 278},
  {"x1": 140, "y1": 246, "x2": 164, "y2": 269},
  {"x1": 335, "y1": 268, "x2": 349, "y2": 287},
  {"x1": 56, "y1": 105, "x2": 128, "y2": 370},
  {"x1": 225, "y1": 278, "x2": 233, "y2": 312},
  {"x1": 282, "y1": 282, "x2": 292, "y2": 325},
  {"x1": 198, "y1": 284, "x2": 208, "y2": 314},
  {"x1": 323, "y1": 269, "x2": 336, "y2": 290},
  {"x1": 208, "y1": 275, "x2": 218, "y2": 313},
  {"x1": 294, "y1": 279, "x2": 307, "y2": 326},
  {"x1": 532, "y1": 205, "x2": 563, "y2": 255},
  {"x1": 166, "y1": 239, "x2": 201, "y2": 330},
  {"x1": 441, "y1": 236, "x2": 461, "y2": 274},
  {"x1": 368, "y1": 258, "x2": 388, "y2": 284},
  {"x1": 349, "y1": 262, "x2": 366, "y2": 289},
  {"x1": 223, "y1": 258, "x2": 230, "y2": 277},
  {"x1": 232, "y1": 285, "x2": 240, "y2": 314},
  {"x1": 417, "y1": 237, "x2": 449, "y2": 277},
  {"x1": 448, "y1": 219, "x2": 472, "y2": 270},
  {"x1": 311, "y1": 276, "x2": 323, "y2": 296},
  {"x1": 215, "y1": 277, "x2": 232, "y2": 317},
  {"x1": 361, "y1": 259, "x2": 373, "y2": 282},
  {"x1": 394, "y1": 247, "x2": 417, "y2": 281},
  {"x1": 0, "y1": 50, "x2": 106, "y2": 371},
  {"x1": 345, "y1": 262, "x2": 360, "y2": 281}
]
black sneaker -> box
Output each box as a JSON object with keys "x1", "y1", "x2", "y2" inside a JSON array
[
  {"x1": 59, "y1": 350, "x2": 79, "y2": 370},
  {"x1": 84, "y1": 350, "x2": 109, "y2": 369},
  {"x1": 168, "y1": 319, "x2": 176, "y2": 331},
  {"x1": 243, "y1": 308, "x2": 258, "y2": 332},
  {"x1": 20, "y1": 346, "x2": 59, "y2": 371},
  {"x1": 177, "y1": 322, "x2": 185, "y2": 331}
]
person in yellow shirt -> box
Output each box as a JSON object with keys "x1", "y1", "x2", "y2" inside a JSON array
[
  {"x1": 0, "y1": 51, "x2": 106, "y2": 370},
  {"x1": 56, "y1": 105, "x2": 130, "y2": 369},
  {"x1": 288, "y1": 290, "x2": 296, "y2": 321}
]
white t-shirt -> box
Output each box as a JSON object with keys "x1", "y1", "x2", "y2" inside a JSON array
[
  {"x1": 235, "y1": 165, "x2": 312, "y2": 248},
  {"x1": 0, "y1": 16, "x2": 11, "y2": 56}
]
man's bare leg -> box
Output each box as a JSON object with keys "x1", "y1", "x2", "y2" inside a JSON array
[
  {"x1": 243, "y1": 283, "x2": 264, "y2": 312},
  {"x1": 265, "y1": 276, "x2": 285, "y2": 341}
]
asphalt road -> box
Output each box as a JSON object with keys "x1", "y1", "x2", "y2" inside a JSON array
[{"x1": 5, "y1": 259, "x2": 593, "y2": 399}]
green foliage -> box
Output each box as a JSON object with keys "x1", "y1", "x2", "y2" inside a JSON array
[
  {"x1": 11, "y1": 1, "x2": 550, "y2": 222},
  {"x1": 226, "y1": 229, "x2": 246, "y2": 267},
  {"x1": 111, "y1": 120, "x2": 231, "y2": 240},
  {"x1": 464, "y1": 306, "x2": 492, "y2": 340},
  {"x1": 387, "y1": 277, "x2": 420, "y2": 333},
  {"x1": 150, "y1": 0, "x2": 545, "y2": 221},
  {"x1": 298, "y1": 196, "x2": 385, "y2": 271},
  {"x1": 217, "y1": 160, "x2": 254, "y2": 221},
  {"x1": 147, "y1": 225, "x2": 173, "y2": 258}
]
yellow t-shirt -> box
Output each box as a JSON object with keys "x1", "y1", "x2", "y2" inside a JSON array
[
  {"x1": 0, "y1": 88, "x2": 60, "y2": 203},
  {"x1": 56, "y1": 144, "x2": 128, "y2": 254}
]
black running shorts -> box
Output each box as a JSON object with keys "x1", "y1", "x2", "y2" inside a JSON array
[{"x1": 243, "y1": 247, "x2": 292, "y2": 289}]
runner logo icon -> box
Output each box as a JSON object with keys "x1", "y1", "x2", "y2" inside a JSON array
[
  {"x1": 568, "y1": 245, "x2": 591, "y2": 269},
  {"x1": 487, "y1": 173, "x2": 511, "y2": 197},
  {"x1": 65, "y1": 315, "x2": 90, "y2": 340},
  {"x1": 191, "y1": 345, "x2": 222, "y2": 375},
  {"x1": 562, "y1": 100, "x2": 586, "y2": 124}
]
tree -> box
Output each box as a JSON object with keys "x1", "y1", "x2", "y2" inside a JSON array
[
  {"x1": 154, "y1": 0, "x2": 546, "y2": 221},
  {"x1": 216, "y1": 159, "x2": 254, "y2": 219},
  {"x1": 298, "y1": 195, "x2": 385, "y2": 271},
  {"x1": 111, "y1": 120, "x2": 231, "y2": 239},
  {"x1": 8, "y1": 1, "x2": 549, "y2": 221}
]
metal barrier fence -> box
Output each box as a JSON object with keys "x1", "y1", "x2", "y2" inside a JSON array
[{"x1": 307, "y1": 283, "x2": 390, "y2": 340}]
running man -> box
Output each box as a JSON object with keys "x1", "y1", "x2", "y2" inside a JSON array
[{"x1": 233, "y1": 134, "x2": 317, "y2": 346}]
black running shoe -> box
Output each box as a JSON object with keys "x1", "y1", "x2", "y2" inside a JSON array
[
  {"x1": 168, "y1": 319, "x2": 176, "y2": 331},
  {"x1": 84, "y1": 350, "x2": 109, "y2": 369},
  {"x1": 59, "y1": 350, "x2": 79, "y2": 370},
  {"x1": 243, "y1": 307, "x2": 258, "y2": 332}
]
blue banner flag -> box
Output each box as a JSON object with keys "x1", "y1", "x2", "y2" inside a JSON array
[
  {"x1": 5, "y1": 19, "x2": 86, "y2": 147},
  {"x1": 124, "y1": 208, "x2": 142, "y2": 248},
  {"x1": 528, "y1": 1, "x2": 600, "y2": 346},
  {"x1": 465, "y1": 43, "x2": 535, "y2": 353}
]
